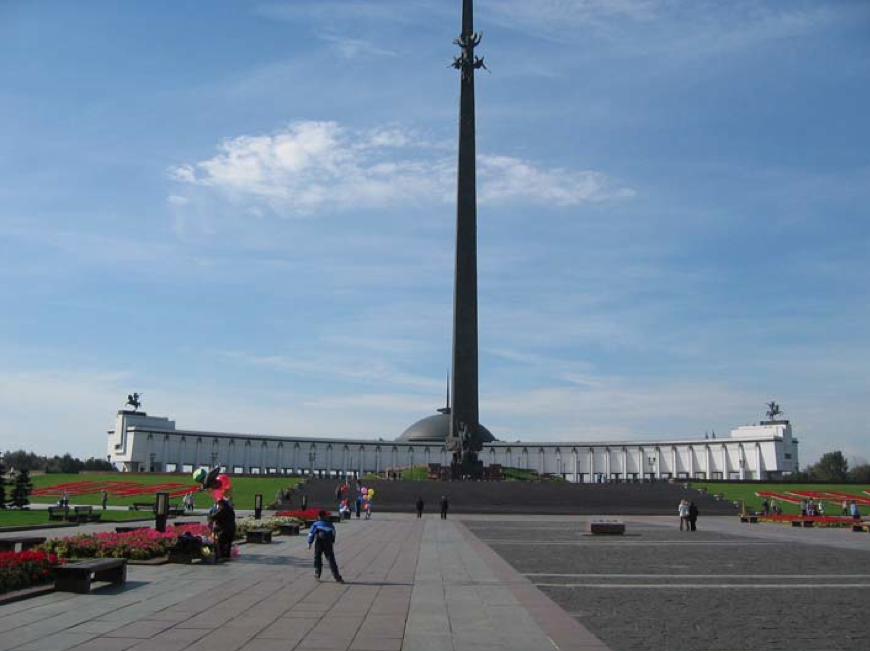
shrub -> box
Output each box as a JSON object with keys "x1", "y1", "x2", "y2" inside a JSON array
[{"x1": 0, "y1": 550, "x2": 62, "y2": 594}]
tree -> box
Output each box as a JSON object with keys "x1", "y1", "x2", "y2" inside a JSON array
[
  {"x1": 848, "y1": 464, "x2": 870, "y2": 484},
  {"x1": 813, "y1": 451, "x2": 849, "y2": 482},
  {"x1": 0, "y1": 461, "x2": 6, "y2": 508},
  {"x1": 10, "y1": 468, "x2": 33, "y2": 508}
]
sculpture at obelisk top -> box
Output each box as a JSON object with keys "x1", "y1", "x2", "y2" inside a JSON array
[{"x1": 447, "y1": 0, "x2": 487, "y2": 478}]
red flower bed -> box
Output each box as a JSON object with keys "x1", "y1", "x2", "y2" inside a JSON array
[
  {"x1": 276, "y1": 509, "x2": 330, "y2": 520},
  {"x1": 32, "y1": 480, "x2": 195, "y2": 499},
  {"x1": 0, "y1": 550, "x2": 63, "y2": 594},
  {"x1": 40, "y1": 524, "x2": 213, "y2": 561}
]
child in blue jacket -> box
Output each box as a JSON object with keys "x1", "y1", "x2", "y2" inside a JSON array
[{"x1": 307, "y1": 510, "x2": 344, "y2": 583}]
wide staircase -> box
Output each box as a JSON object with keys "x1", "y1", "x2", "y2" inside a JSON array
[{"x1": 290, "y1": 478, "x2": 737, "y2": 516}]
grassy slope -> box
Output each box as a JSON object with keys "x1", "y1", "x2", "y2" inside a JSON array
[
  {"x1": 26, "y1": 473, "x2": 303, "y2": 510},
  {"x1": 692, "y1": 482, "x2": 870, "y2": 515}
]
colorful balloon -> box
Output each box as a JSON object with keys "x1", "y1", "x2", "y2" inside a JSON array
[
  {"x1": 361, "y1": 487, "x2": 368, "y2": 495},
  {"x1": 216, "y1": 474, "x2": 232, "y2": 491},
  {"x1": 192, "y1": 467, "x2": 208, "y2": 484},
  {"x1": 367, "y1": 489, "x2": 374, "y2": 498}
]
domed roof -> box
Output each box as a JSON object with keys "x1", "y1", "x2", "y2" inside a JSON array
[{"x1": 396, "y1": 413, "x2": 496, "y2": 444}]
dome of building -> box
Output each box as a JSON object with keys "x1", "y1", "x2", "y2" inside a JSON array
[{"x1": 396, "y1": 413, "x2": 496, "y2": 443}]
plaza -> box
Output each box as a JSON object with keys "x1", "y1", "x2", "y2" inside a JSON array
[{"x1": 2, "y1": 511, "x2": 869, "y2": 651}]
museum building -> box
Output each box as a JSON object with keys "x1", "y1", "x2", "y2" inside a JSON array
[{"x1": 107, "y1": 408, "x2": 799, "y2": 482}]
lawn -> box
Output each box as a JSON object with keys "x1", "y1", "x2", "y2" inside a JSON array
[
  {"x1": 0, "y1": 508, "x2": 156, "y2": 527},
  {"x1": 26, "y1": 473, "x2": 304, "y2": 511},
  {"x1": 692, "y1": 482, "x2": 870, "y2": 516}
]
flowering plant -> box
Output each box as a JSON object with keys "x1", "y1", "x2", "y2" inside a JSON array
[
  {"x1": 0, "y1": 550, "x2": 63, "y2": 594},
  {"x1": 40, "y1": 524, "x2": 212, "y2": 561},
  {"x1": 234, "y1": 515, "x2": 304, "y2": 538},
  {"x1": 276, "y1": 509, "x2": 329, "y2": 520}
]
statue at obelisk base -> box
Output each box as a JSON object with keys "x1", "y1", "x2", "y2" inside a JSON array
[{"x1": 446, "y1": 0, "x2": 487, "y2": 480}]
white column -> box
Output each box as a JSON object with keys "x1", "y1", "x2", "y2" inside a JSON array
[
  {"x1": 588, "y1": 448, "x2": 595, "y2": 481},
  {"x1": 755, "y1": 443, "x2": 763, "y2": 480}
]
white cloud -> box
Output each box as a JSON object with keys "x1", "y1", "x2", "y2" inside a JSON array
[
  {"x1": 168, "y1": 120, "x2": 632, "y2": 216},
  {"x1": 318, "y1": 34, "x2": 397, "y2": 59}
]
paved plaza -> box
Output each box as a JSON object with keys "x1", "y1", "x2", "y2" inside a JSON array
[{"x1": 2, "y1": 514, "x2": 869, "y2": 651}]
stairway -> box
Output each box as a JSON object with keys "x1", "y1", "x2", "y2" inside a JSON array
[{"x1": 289, "y1": 478, "x2": 737, "y2": 516}]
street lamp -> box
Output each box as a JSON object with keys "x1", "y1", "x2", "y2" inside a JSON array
[
  {"x1": 648, "y1": 456, "x2": 656, "y2": 481},
  {"x1": 211, "y1": 451, "x2": 218, "y2": 468},
  {"x1": 308, "y1": 449, "x2": 316, "y2": 476}
]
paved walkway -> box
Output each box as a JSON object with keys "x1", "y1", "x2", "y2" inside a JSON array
[{"x1": 0, "y1": 515, "x2": 609, "y2": 651}]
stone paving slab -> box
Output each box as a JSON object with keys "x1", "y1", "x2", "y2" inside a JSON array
[{"x1": 0, "y1": 514, "x2": 613, "y2": 651}]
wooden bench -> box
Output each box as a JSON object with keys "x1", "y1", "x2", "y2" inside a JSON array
[
  {"x1": 0, "y1": 536, "x2": 47, "y2": 552},
  {"x1": 173, "y1": 521, "x2": 201, "y2": 528},
  {"x1": 47, "y1": 506, "x2": 68, "y2": 521},
  {"x1": 245, "y1": 529, "x2": 273, "y2": 544},
  {"x1": 791, "y1": 519, "x2": 815, "y2": 528},
  {"x1": 67, "y1": 505, "x2": 101, "y2": 523},
  {"x1": 54, "y1": 559, "x2": 127, "y2": 594},
  {"x1": 589, "y1": 520, "x2": 626, "y2": 535},
  {"x1": 740, "y1": 515, "x2": 759, "y2": 524},
  {"x1": 279, "y1": 523, "x2": 300, "y2": 536},
  {"x1": 115, "y1": 526, "x2": 149, "y2": 533}
]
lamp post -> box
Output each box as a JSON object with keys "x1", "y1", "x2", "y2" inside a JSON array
[
  {"x1": 309, "y1": 450, "x2": 316, "y2": 476},
  {"x1": 648, "y1": 456, "x2": 656, "y2": 481},
  {"x1": 211, "y1": 451, "x2": 218, "y2": 468}
]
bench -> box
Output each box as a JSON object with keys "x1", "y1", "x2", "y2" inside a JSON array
[
  {"x1": 852, "y1": 522, "x2": 870, "y2": 533},
  {"x1": 279, "y1": 523, "x2": 300, "y2": 536},
  {"x1": 791, "y1": 519, "x2": 815, "y2": 528},
  {"x1": 740, "y1": 515, "x2": 759, "y2": 524},
  {"x1": 115, "y1": 526, "x2": 149, "y2": 533},
  {"x1": 66, "y1": 505, "x2": 102, "y2": 524},
  {"x1": 589, "y1": 520, "x2": 626, "y2": 535},
  {"x1": 54, "y1": 559, "x2": 127, "y2": 594},
  {"x1": 173, "y1": 521, "x2": 201, "y2": 528},
  {"x1": 131, "y1": 502, "x2": 155, "y2": 512},
  {"x1": 329, "y1": 515, "x2": 341, "y2": 524},
  {"x1": 0, "y1": 536, "x2": 47, "y2": 552},
  {"x1": 245, "y1": 529, "x2": 273, "y2": 544},
  {"x1": 47, "y1": 506, "x2": 68, "y2": 521}
]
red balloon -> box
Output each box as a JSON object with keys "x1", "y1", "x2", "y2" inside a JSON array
[
  {"x1": 216, "y1": 474, "x2": 231, "y2": 490},
  {"x1": 211, "y1": 489, "x2": 224, "y2": 501}
]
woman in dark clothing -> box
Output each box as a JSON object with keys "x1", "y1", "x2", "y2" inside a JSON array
[
  {"x1": 211, "y1": 498, "x2": 236, "y2": 560},
  {"x1": 415, "y1": 497, "x2": 424, "y2": 518},
  {"x1": 688, "y1": 502, "x2": 699, "y2": 531}
]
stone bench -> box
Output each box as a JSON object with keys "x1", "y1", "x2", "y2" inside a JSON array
[
  {"x1": 55, "y1": 559, "x2": 127, "y2": 594},
  {"x1": 0, "y1": 536, "x2": 47, "y2": 552},
  {"x1": 589, "y1": 520, "x2": 626, "y2": 535},
  {"x1": 245, "y1": 529, "x2": 273, "y2": 544},
  {"x1": 279, "y1": 523, "x2": 300, "y2": 536}
]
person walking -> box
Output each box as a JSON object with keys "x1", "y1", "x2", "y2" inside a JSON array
[
  {"x1": 440, "y1": 495, "x2": 449, "y2": 520},
  {"x1": 842, "y1": 500, "x2": 849, "y2": 516},
  {"x1": 415, "y1": 496, "x2": 424, "y2": 519},
  {"x1": 100, "y1": 489, "x2": 108, "y2": 511},
  {"x1": 678, "y1": 499, "x2": 690, "y2": 531},
  {"x1": 688, "y1": 501, "x2": 699, "y2": 531},
  {"x1": 307, "y1": 510, "x2": 344, "y2": 583},
  {"x1": 851, "y1": 501, "x2": 861, "y2": 520}
]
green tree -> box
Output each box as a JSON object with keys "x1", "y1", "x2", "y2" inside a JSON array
[
  {"x1": 813, "y1": 451, "x2": 849, "y2": 482},
  {"x1": 10, "y1": 468, "x2": 33, "y2": 508},
  {"x1": 0, "y1": 461, "x2": 7, "y2": 508},
  {"x1": 848, "y1": 464, "x2": 870, "y2": 483}
]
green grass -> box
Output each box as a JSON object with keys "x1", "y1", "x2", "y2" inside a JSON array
[
  {"x1": 0, "y1": 509, "x2": 157, "y2": 527},
  {"x1": 27, "y1": 473, "x2": 304, "y2": 511},
  {"x1": 692, "y1": 482, "x2": 870, "y2": 516}
]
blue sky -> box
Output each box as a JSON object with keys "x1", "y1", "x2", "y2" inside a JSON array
[{"x1": 1, "y1": 0, "x2": 868, "y2": 466}]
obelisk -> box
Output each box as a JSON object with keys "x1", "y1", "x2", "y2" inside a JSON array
[{"x1": 447, "y1": 0, "x2": 486, "y2": 477}]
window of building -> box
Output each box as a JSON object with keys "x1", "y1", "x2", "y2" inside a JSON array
[
  {"x1": 165, "y1": 463, "x2": 177, "y2": 473},
  {"x1": 182, "y1": 464, "x2": 193, "y2": 473},
  {"x1": 233, "y1": 466, "x2": 244, "y2": 474},
  {"x1": 250, "y1": 467, "x2": 261, "y2": 475},
  {"x1": 712, "y1": 471, "x2": 723, "y2": 480}
]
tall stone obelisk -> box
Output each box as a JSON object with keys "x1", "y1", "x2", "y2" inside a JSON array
[{"x1": 447, "y1": 0, "x2": 486, "y2": 477}]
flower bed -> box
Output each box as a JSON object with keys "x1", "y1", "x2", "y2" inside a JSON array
[
  {"x1": 235, "y1": 515, "x2": 304, "y2": 538},
  {"x1": 275, "y1": 509, "x2": 329, "y2": 521},
  {"x1": 0, "y1": 550, "x2": 63, "y2": 594},
  {"x1": 40, "y1": 524, "x2": 212, "y2": 561},
  {"x1": 759, "y1": 514, "x2": 857, "y2": 528}
]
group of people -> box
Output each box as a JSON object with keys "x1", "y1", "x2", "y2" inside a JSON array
[
  {"x1": 678, "y1": 498, "x2": 699, "y2": 531},
  {"x1": 415, "y1": 495, "x2": 449, "y2": 519}
]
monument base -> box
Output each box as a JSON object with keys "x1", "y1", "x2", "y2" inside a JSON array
[{"x1": 451, "y1": 453, "x2": 484, "y2": 480}]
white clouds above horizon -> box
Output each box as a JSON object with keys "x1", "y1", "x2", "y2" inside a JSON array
[{"x1": 168, "y1": 120, "x2": 632, "y2": 217}]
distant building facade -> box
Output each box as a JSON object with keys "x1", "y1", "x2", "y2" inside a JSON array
[{"x1": 107, "y1": 410, "x2": 799, "y2": 482}]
